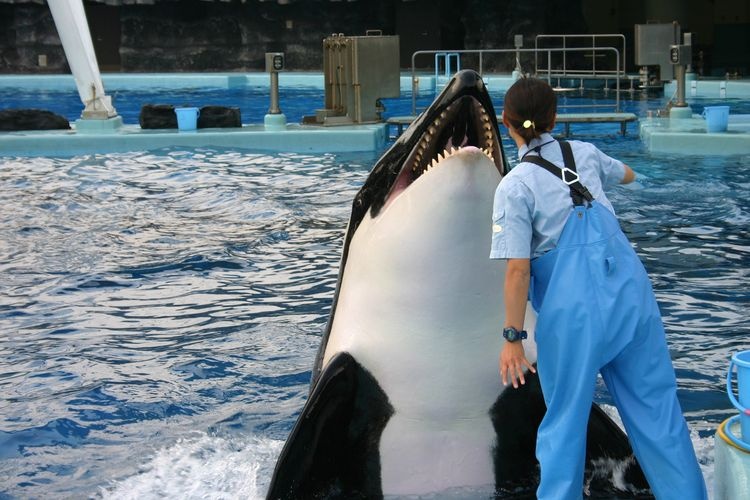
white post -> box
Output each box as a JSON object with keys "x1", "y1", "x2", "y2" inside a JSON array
[{"x1": 48, "y1": 0, "x2": 117, "y2": 119}]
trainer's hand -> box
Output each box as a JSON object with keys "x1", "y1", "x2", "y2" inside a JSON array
[{"x1": 500, "y1": 341, "x2": 536, "y2": 389}]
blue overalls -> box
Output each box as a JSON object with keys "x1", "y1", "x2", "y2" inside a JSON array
[{"x1": 524, "y1": 142, "x2": 707, "y2": 500}]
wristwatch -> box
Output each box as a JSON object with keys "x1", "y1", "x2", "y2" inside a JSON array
[{"x1": 503, "y1": 326, "x2": 528, "y2": 343}]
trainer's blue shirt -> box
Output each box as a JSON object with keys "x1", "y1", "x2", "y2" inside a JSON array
[{"x1": 490, "y1": 133, "x2": 626, "y2": 259}]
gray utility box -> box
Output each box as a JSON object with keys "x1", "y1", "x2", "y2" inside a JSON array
[
  {"x1": 306, "y1": 33, "x2": 400, "y2": 125},
  {"x1": 635, "y1": 23, "x2": 681, "y2": 81}
]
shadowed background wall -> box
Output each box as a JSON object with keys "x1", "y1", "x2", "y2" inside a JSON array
[{"x1": 0, "y1": 0, "x2": 747, "y2": 76}]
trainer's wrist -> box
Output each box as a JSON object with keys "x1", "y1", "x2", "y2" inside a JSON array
[{"x1": 502, "y1": 326, "x2": 528, "y2": 343}]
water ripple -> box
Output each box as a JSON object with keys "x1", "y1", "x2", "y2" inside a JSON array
[{"x1": 1, "y1": 143, "x2": 746, "y2": 497}]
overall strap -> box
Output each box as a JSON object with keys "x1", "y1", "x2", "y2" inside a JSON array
[{"x1": 522, "y1": 140, "x2": 594, "y2": 206}]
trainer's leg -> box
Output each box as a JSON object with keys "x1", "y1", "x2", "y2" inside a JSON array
[
  {"x1": 600, "y1": 315, "x2": 707, "y2": 500},
  {"x1": 535, "y1": 330, "x2": 599, "y2": 500}
]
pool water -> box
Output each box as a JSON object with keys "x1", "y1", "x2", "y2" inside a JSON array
[{"x1": 1, "y1": 87, "x2": 748, "y2": 498}]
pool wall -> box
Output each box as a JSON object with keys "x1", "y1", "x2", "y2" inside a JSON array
[
  {"x1": 2, "y1": 72, "x2": 750, "y2": 156},
  {"x1": 0, "y1": 72, "x2": 519, "y2": 94}
]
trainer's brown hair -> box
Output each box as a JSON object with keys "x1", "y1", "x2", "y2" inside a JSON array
[{"x1": 503, "y1": 78, "x2": 557, "y2": 144}]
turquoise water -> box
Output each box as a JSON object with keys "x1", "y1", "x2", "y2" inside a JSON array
[{"x1": 0, "y1": 88, "x2": 748, "y2": 498}]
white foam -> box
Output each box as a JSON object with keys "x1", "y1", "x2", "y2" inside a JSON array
[
  {"x1": 100, "y1": 417, "x2": 717, "y2": 499},
  {"x1": 101, "y1": 433, "x2": 283, "y2": 500},
  {"x1": 692, "y1": 422, "x2": 716, "y2": 500}
]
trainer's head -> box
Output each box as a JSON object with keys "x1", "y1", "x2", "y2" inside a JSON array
[{"x1": 502, "y1": 78, "x2": 557, "y2": 144}]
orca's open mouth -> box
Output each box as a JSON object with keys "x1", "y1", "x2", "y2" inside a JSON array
[
  {"x1": 347, "y1": 70, "x2": 505, "y2": 225},
  {"x1": 385, "y1": 95, "x2": 503, "y2": 205}
]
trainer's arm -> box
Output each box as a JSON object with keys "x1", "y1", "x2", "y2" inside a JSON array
[
  {"x1": 500, "y1": 258, "x2": 535, "y2": 388},
  {"x1": 621, "y1": 163, "x2": 635, "y2": 184}
]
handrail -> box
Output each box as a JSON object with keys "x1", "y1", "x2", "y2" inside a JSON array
[
  {"x1": 410, "y1": 47, "x2": 623, "y2": 115},
  {"x1": 534, "y1": 34, "x2": 627, "y2": 77}
]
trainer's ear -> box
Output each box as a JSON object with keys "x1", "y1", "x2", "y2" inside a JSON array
[
  {"x1": 501, "y1": 110, "x2": 510, "y2": 128},
  {"x1": 548, "y1": 113, "x2": 557, "y2": 132}
]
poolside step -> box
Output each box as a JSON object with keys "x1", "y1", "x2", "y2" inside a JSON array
[{"x1": 386, "y1": 112, "x2": 638, "y2": 138}]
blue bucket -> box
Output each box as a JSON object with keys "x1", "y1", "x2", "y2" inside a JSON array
[
  {"x1": 175, "y1": 107, "x2": 200, "y2": 131},
  {"x1": 727, "y1": 350, "x2": 750, "y2": 443},
  {"x1": 703, "y1": 105, "x2": 729, "y2": 133}
]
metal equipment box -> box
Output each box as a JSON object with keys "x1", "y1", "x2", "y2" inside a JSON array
[
  {"x1": 307, "y1": 33, "x2": 400, "y2": 125},
  {"x1": 635, "y1": 23, "x2": 681, "y2": 81}
]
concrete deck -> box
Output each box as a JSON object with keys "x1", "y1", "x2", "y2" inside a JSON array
[{"x1": 0, "y1": 122, "x2": 389, "y2": 156}]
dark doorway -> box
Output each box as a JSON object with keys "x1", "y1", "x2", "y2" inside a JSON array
[
  {"x1": 85, "y1": 3, "x2": 121, "y2": 71},
  {"x1": 396, "y1": 0, "x2": 441, "y2": 69}
]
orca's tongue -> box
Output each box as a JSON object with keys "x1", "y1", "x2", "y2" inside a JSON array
[
  {"x1": 441, "y1": 97, "x2": 477, "y2": 152},
  {"x1": 450, "y1": 99, "x2": 470, "y2": 147}
]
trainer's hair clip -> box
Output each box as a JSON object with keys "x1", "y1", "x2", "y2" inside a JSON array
[{"x1": 522, "y1": 119, "x2": 535, "y2": 129}]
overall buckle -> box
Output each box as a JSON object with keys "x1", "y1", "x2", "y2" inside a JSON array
[{"x1": 560, "y1": 167, "x2": 580, "y2": 185}]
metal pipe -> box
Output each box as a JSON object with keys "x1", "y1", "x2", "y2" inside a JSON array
[
  {"x1": 352, "y1": 40, "x2": 361, "y2": 122},
  {"x1": 674, "y1": 64, "x2": 687, "y2": 107},
  {"x1": 591, "y1": 36, "x2": 596, "y2": 75},
  {"x1": 268, "y1": 71, "x2": 280, "y2": 114},
  {"x1": 547, "y1": 50, "x2": 552, "y2": 84}
]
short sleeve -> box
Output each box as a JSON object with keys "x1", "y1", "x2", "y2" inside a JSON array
[
  {"x1": 489, "y1": 177, "x2": 533, "y2": 259},
  {"x1": 591, "y1": 146, "x2": 626, "y2": 187}
]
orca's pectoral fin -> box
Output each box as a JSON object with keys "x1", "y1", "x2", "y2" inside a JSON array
[
  {"x1": 490, "y1": 369, "x2": 546, "y2": 496},
  {"x1": 266, "y1": 352, "x2": 394, "y2": 500}
]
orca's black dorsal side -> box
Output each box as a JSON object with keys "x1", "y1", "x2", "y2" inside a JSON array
[{"x1": 267, "y1": 353, "x2": 393, "y2": 499}]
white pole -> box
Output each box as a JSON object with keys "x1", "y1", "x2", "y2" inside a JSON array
[{"x1": 47, "y1": 0, "x2": 117, "y2": 119}]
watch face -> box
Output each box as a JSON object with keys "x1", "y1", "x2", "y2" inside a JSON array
[
  {"x1": 504, "y1": 328, "x2": 526, "y2": 342},
  {"x1": 504, "y1": 328, "x2": 519, "y2": 341}
]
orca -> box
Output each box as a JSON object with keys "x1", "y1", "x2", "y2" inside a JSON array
[{"x1": 266, "y1": 70, "x2": 652, "y2": 499}]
